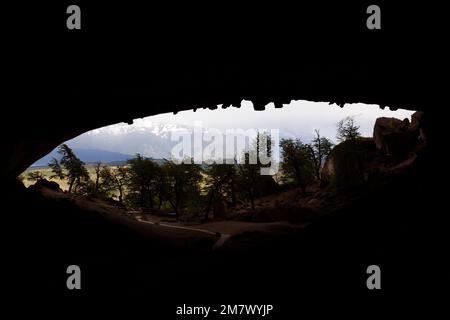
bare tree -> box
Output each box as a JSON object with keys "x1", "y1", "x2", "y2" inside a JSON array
[{"x1": 307, "y1": 129, "x2": 334, "y2": 181}]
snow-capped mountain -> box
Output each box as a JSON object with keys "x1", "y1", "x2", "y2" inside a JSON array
[
  {"x1": 31, "y1": 120, "x2": 307, "y2": 167},
  {"x1": 65, "y1": 122, "x2": 191, "y2": 159},
  {"x1": 29, "y1": 102, "x2": 415, "y2": 168}
]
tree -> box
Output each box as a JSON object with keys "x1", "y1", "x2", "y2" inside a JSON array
[
  {"x1": 336, "y1": 116, "x2": 361, "y2": 142},
  {"x1": 27, "y1": 171, "x2": 44, "y2": 182},
  {"x1": 204, "y1": 162, "x2": 238, "y2": 219},
  {"x1": 154, "y1": 163, "x2": 171, "y2": 210},
  {"x1": 236, "y1": 132, "x2": 276, "y2": 210},
  {"x1": 49, "y1": 144, "x2": 89, "y2": 193},
  {"x1": 307, "y1": 130, "x2": 334, "y2": 181},
  {"x1": 162, "y1": 159, "x2": 203, "y2": 217},
  {"x1": 48, "y1": 157, "x2": 64, "y2": 179},
  {"x1": 93, "y1": 162, "x2": 102, "y2": 194},
  {"x1": 126, "y1": 154, "x2": 159, "y2": 209},
  {"x1": 237, "y1": 152, "x2": 259, "y2": 210},
  {"x1": 100, "y1": 166, "x2": 129, "y2": 204},
  {"x1": 280, "y1": 138, "x2": 314, "y2": 194}
]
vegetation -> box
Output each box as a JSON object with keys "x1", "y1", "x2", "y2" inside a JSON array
[
  {"x1": 27, "y1": 170, "x2": 44, "y2": 182},
  {"x1": 236, "y1": 132, "x2": 276, "y2": 210},
  {"x1": 279, "y1": 138, "x2": 314, "y2": 194},
  {"x1": 308, "y1": 130, "x2": 334, "y2": 181},
  {"x1": 336, "y1": 116, "x2": 361, "y2": 142},
  {"x1": 99, "y1": 165, "x2": 129, "y2": 204},
  {"x1": 125, "y1": 154, "x2": 160, "y2": 209},
  {"x1": 162, "y1": 160, "x2": 203, "y2": 218},
  {"x1": 331, "y1": 118, "x2": 365, "y2": 189},
  {"x1": 204, "y1": 162, "x2": 238, "y2": 217},
  {"x1": 21, "y1": 117, "x2": 365, "y2": 222},
  {"x1": 49, "y1": 144, "x2": 90, "y2": 193}
]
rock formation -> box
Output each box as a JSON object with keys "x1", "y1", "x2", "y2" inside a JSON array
[
  {"x1": 321, "y1": 111, "x2": 426, "y2": 187},
  {"x1": 373, "y1": 111, "x2": 425, "y2": 159}
]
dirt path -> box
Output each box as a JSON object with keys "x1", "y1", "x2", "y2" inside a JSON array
[
  {"x1": 135, "y1": 217, "x2": 231, "y2": 249},
  {"x1": 34, "y1": 186, "x2": 303, "y2": 251},
  {"x1": 135, "y1": 217, "x2": 304, "y2": 249}
]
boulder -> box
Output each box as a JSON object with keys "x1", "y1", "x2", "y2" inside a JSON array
[
  {"x1": 321, "y1": 154, "x2": 335, "y2": 179},
  {"x1": 409, "y1": 111, "x2": 424, "y2": 132},
  {"x1": 320, "y1": 138, "x2": 376, "y2": 188},
  {"x1": 410, "y1": 111, "x2": 426, "y2": 142},
  {"x1": 31, "y1": 178, "x2": 62, "y2": 192},
  {"x1": 373, "y1": 116, "x2": 417, "y2": 158}
]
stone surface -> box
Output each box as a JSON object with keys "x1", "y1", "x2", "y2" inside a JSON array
[
  {"x1": 29, "y1": 178, "x2": 62, "y2": 192},
  {"x1": 373, "y1": 112, "x2": 424, "y2": 158}
]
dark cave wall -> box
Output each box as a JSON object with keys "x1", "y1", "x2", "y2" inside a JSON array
[
  {"x1": 4, "y1": 63, "x2": 433, "y2": 179},
  {"x1": 5, "y1": 1, "x2": 443, "y2": 180}
]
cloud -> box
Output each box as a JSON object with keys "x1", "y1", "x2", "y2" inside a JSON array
[
  {"x1": 131, "y1": 100, "x2": 415, "y2": 143},
  {"x1": 65, "y1": 100, "x2": 415, "y2": 157}
]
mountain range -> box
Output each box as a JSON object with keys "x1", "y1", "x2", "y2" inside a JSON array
[
  {"x1": 31, "y1": 122, "x2": 301, "y2": 167},
  {"x1": 31, "y1": 148, "x2": 135, "y2": 167}
]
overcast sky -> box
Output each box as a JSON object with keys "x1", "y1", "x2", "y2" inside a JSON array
[
  {"x1": 130, "y1": 100, "x2": 414, "y2": 143},
  {"x1": 43, "y1": 99, "x2": 416, "y2": 162}
]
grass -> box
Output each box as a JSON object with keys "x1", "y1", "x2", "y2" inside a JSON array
[{"x1": 20, "y1": 165, "x2": 122, "y2": 191}]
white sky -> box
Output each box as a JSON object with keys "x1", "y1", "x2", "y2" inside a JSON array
[{"x1": 130, "y1": 100, "x2": 414, "y2": 143}]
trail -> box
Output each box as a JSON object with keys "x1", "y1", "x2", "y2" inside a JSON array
[{"x1": 135, "y1": 218, "x2": 231, "y2": 250}]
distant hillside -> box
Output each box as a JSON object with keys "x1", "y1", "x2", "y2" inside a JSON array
[
  {"x1": 64, "y1": 122, "x2": 182, "y2": 159},
  {"x1": 31, "y1": 148, "x2": 134, "y2": 167},
  {"x1": 106, "y1": 158, "x2": 168, "y2": 167}
]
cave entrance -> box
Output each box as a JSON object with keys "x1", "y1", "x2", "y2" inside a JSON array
[{"x1": 21, "y1": 100, "x2": 419, "y2": 242}]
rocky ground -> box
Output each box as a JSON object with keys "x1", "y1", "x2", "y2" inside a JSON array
[{"x1": 28, "y1": 182, "x2": 308, "y2": 253}]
